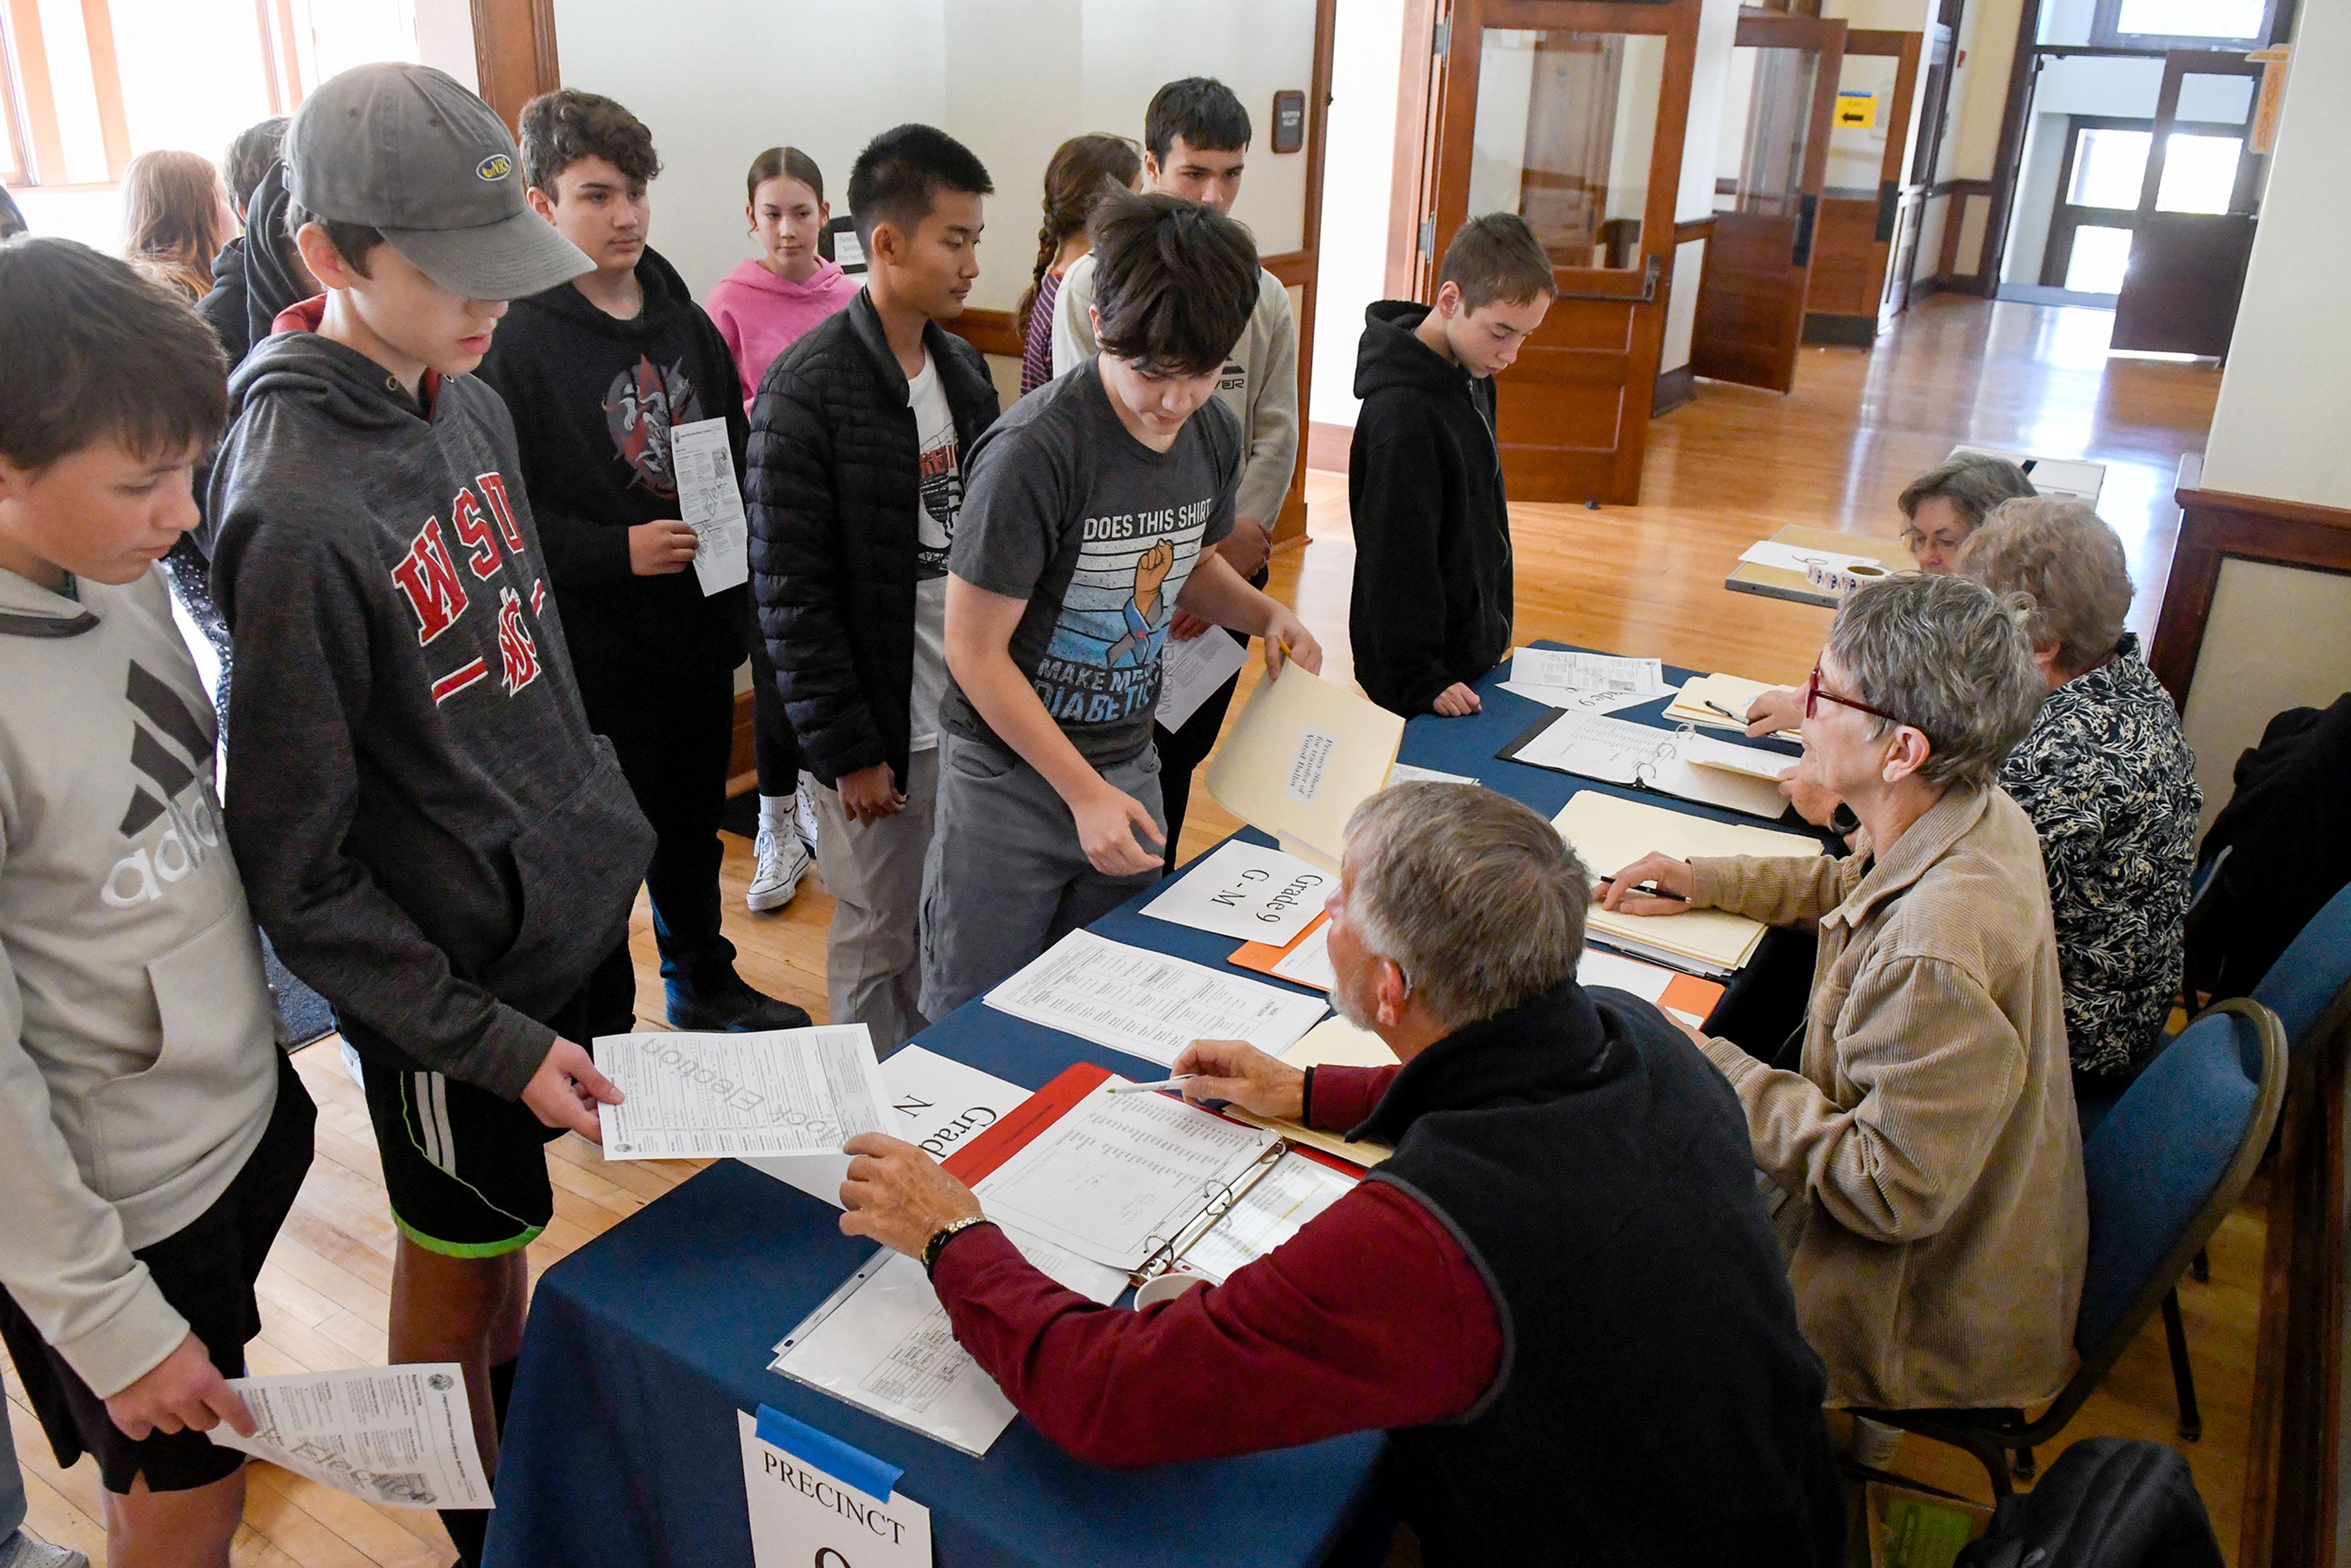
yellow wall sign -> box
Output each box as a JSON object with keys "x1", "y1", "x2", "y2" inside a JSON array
[{"x1": 1835, "y1": 91, "x2": 1878, "y2": 130}]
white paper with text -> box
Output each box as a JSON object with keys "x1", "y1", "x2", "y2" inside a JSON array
[
  {"x1": 208, "y1": 1365, "x2": 490, "y2": 1509},
  {"x1": 984, "y1": 928, "x2": 1327, "y2": 1065},
  {"x1": 672, "y1": 416, "x2": 750, "y2": 595}
]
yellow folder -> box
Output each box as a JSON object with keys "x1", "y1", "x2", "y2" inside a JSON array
[
  {"x1": 1552, "y1": 791, "x2": 1824, "y2": 975},
  {"x1": 1205, "y1": 666, "x2": 1404, "y2": 863}
]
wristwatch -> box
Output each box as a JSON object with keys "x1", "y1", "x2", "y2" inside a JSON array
[{"x1": 923, "y1": 1215, "x2": 990, "y2": 1279}]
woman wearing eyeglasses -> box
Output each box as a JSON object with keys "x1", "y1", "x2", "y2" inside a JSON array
[{"x1": 1598, "y1": 574, "x2": 2086, "y2": 1422}]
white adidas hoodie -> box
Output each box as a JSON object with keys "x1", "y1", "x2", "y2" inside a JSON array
[{"x1": 0, "y1": 564, "x2": 283, "y2": 1398}]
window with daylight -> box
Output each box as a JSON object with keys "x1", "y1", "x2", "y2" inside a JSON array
[{"x1": 2089, "y1": 0, "x2": 2276, "y2": 50}]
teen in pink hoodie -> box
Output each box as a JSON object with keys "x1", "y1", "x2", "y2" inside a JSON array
[{"x1": 706, "y1": 146, "x2": 860, "y2": 410}]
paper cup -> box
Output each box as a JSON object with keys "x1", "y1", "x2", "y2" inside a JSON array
[{"x1": 1133, "y1": 1272, "x2": 1207, "y2": 1309}]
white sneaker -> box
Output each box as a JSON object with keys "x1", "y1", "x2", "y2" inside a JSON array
[
  {"x1": 0, "y1": 1529, "x2": 92, "y2": 1568},
  {"x1": 748, "y1": 827, "x2": 813, "y2": 912},
  {"x1": 794, "y1": 775, "x2": 822, "y2": 849}
]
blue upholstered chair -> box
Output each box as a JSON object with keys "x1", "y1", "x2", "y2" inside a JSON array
[
  {"x1": 2248, "y1": 880, "x2": 2351, "y2": 1056},
  {"x1": 1855, "y1": 997, "x2": 2287, "y2": 1498}
]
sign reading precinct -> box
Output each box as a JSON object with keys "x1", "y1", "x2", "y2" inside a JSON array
[{"x1": 739, "y1": 1409, "x2": 932, "y2": 1567}]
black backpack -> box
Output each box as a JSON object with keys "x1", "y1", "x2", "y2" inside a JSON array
[{"x1": 1955, "y1": 1440, "x2": 2223, "y2": 1568}]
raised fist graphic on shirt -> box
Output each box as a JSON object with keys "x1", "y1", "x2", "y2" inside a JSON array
[{"x1": 1106, "y1": 538, "x2": 1177, "y2": 667}]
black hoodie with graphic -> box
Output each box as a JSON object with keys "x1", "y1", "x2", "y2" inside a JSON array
[
  {"x1": 195, "y1": 160, "x2": 310, "y2": 372},
  {"x1": 1346, "y1": 299, "x2": 1515, "y2": 717},
  {"x1": 476, "y1": 246, "x2": 749, "y2": 675},
  {"x1": 208, "y1": 315, "x2": 654, "y2": 1099}
]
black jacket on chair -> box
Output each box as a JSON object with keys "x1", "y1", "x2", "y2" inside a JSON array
[
  {"x1": 746, "y1": 292, "x2": 1000, "y2": 790},
  {"x1": 1956, "y1": 1438, "x2": 2224, "y2": 1568}
]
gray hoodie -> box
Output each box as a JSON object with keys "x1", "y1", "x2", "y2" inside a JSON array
[
  {"x1": 0, "y1": 566, "x2": 283, "y2": 1398},
  {"x1": 208, "y1": 324, "x2": 654, "y2": 1098}
]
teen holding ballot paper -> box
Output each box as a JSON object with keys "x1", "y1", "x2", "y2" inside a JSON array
[
  {"x1": 919, "y1": 190, "x2": 1320, "y2": 1016},
  {"x1": 847, "y1": 785, "x2": 1844, "y2": 1568}
]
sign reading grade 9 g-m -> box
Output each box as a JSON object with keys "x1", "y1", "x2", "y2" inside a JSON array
[{"x1": 738, "y1": 1410, "x2": 933, "y2": 1568}]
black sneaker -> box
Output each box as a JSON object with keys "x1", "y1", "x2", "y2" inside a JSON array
[{"x1": 665, "y1": 977, "x2": 812, "y2": 1033}]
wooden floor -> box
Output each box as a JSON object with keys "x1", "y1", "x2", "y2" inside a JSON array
[{"x1": 9, "y1": 295, "x2": 2248, "y2": 1564}]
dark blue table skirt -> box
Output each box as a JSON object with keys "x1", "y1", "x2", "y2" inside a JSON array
[{"x1": 483, "y1": 644, "x2": 1826, "y2": 1567}]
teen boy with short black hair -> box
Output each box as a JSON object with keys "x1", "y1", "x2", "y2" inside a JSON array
[
  {"x1": 1052, "y1": 77, "x2": 1299, "y2": 869},
  {"x1": 921, "y1": 190, "x2": 1321, "y2": 1017},
  {"x1": 1349, "y1": 213, "x2": 1554, "y2": 718},
  {"x1": 0, "y1": 236, "x2": 313, "y2": 1568},
  {"x1": 479, "y1": 89, "x2": 808, "y2": 1032},
  {"x1": 748, "y1": 125, "x2": 999, "y2": 1050},
  {"x1": 206, "y1": 64, "x2": 656, "y2": 1565}
]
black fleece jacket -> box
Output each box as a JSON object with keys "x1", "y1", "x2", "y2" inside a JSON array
[
  {"x1": 746, "y1": 292, "x2": 1000, "y2": 789},
  {"x1": 195, "y1": 161, "x2": 309, "y2": 372},
  {"x1": 1347, "y1": 301, "x2": 1514, "y2": 717},
  {"x1": 476, "y1": 246, "x2": 749, "y2": 673}
]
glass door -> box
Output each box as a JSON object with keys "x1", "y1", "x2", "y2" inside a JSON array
[
  {"x1": 1690, "y1": 9, "x2": 1848, "y2": 392},
  {"x1": 1802, "y1": 28, "x2": 1924, "y2": 339},
  {"x1": 2111, "y1": 51, "x2": 2264, "y2": 354},
  {"x1": 1421, "y1": 0, "x2": 1703, "y2": 505}
]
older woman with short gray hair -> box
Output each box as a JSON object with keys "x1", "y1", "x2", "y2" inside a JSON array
[
  {"x1": 1957, "y1": 497, "x2": 2200, "y2": 1085},
  {"x1": 1600, "y1": 573, "x2": 2086, "y2": 1415}
]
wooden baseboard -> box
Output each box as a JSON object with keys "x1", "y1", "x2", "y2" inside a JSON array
[
  {"x1": 1651, "y1": 365, "x2": 1696, "y2": 417},
  {"x1": 1307, "y1": 419, "x2": 1353, "y2": 476}
]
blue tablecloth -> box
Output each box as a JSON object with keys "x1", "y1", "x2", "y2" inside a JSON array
[{"x1": 483, "y1": 645, "x2": 1824, "y2": 1568}]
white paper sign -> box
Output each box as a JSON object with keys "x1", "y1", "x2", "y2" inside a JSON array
[
  {"x1": 207, "y1": 1365, "x2": 490, "y2": 1509},
  {"x1": 737, "y1": 1410, "x2": 931, "y2": 1568},
  {"x1": 1142, "y1": 839, "x2": 1332, "y2": 943},
  {"x1": 1157, "y1": 626, "x2": 1250, "y2": 730},
  {"x1": 672, "y1": 416, "x2": 751, "y2": 596}
]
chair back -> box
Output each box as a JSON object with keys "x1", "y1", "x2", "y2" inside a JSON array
[
  {"x1": 2250, "y1": 880, "x2": 2351, "y2": 1054},
  {"x1": 2181, "y1": 843, "x2": 2231, "y2": 945},
  {"x1": 2073, "y1": 998, "x2": 2285, "y2": 1364}
]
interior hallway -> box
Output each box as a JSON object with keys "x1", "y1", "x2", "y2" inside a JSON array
[{"x1": 4, "y1": 294, "x2": 2248, "y2": 1564}]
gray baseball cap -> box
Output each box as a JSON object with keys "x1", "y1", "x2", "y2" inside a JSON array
[{"x1": 285, "y1": 62, "x2": 590, "y2": 300}]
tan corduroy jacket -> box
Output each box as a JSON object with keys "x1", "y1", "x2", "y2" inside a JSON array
[{"x1": 1689, "y1": 786, "x2": 2087, "y2": 1411}]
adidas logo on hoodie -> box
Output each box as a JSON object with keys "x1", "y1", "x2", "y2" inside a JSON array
[{"x1": 103, "y1": 660, "x2": 222, "y2": 910}]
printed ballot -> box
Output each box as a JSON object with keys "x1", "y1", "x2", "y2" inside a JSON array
[
  {"x1": 1504, "y1": 709, "x2": 1790, "y2": 818},
  {"x1": 738, "y1": 1409, "x2": 932, "y2": 1568},
  {"x1": 772, "y1": 1229, "x2": 1123, "y2": 1457},
  {"x1": 207, "y1": 1365, "x2": 490, "y2": 1509},
  {"x1": 671, "y1": 416, "x2": 750, "y2": 596},
  {"x1": 1552, "y1": 791, "x2": 1823, "y2": 975},
  {"x1": 1206, "y1": 664, "x2": 1403, "y2": 860},
  {"x1": 595, "y1": 1026, "x2": 898, "y2": 1201},
  {"x1": 1142, "y1": 839, "x2": 1332, "y2": 943},
  {"x1": 986, "y1": 928, "x2": 1328, "y2": 1065},
  {"x1": 744, "y1": 1045, "x2": 1024, "y2": 1206},
  {"x1": 1156, "y1": 625, "x2": 1250, "y2": 730}
]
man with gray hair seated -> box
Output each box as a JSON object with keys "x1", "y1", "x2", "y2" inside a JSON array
[
  {"x1": 1957, "y1": 497, "x2": 2200, "y2": 1099},
  {"x1": 834, "y1": 784, "x2": 1846, "y2": 1567},
  {"x1": 1602, "y1": 573, "x2": 2087, "y2": 1417}
]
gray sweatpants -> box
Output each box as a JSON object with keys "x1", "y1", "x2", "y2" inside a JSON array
[
  {"x1": 810, "y1": 746, "x2": 938, "y2": 1052},
  {"x1": 919, "y1": 732, "x2": 1164, "y2": 1019}
]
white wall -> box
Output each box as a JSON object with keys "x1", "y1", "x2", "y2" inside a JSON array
[
  {"x1": 554, "y1": 0, "x2": 1319, "y2": 307},
  {"x1": 1306, "y1": 0, "x2": 1406, "y2": 429},
  {"x1": 2202, "y1": 6, "x2": 2350, "y2": 508}
]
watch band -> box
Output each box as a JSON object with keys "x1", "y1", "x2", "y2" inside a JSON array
[{"x1": 923, "y1": 1215, "x2": 989, "y2": 1279}]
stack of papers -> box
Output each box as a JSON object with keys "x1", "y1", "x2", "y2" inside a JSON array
[
  {"x1": 1176, "y1": 1152, "x2": 1357, "y2": 1283},
  {"x1": 1205, "y1": 665, "x2": 1403, "y2": 861},
  {"x1": 1499, "y1": 648, "x2": 1671, "y2": 714},
  {"x1": 986, "y1": 929, "x2": 1328, "y2": 1065},
  {"x1": 1229, "y1": 914, "x2": 1337, "y2": 990},
  {"x1": 1551, "y1": 792, "x2": 1824, "y2": 975},
  {"x1": 1663, "y1": 672, "x2": 1798, "y2": 740},
  {"x1": 1503, "y1": 710, "x2": 1791, "y2": 818}
]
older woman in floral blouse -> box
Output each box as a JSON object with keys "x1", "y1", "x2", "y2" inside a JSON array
[{"x1": 1957, "y1": 497, "x2": 2201, "y2": 1087}]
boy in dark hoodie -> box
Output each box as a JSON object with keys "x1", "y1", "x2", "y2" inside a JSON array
[
  {"x1": 206, "y1": 64, "x2": 656, "y2": 1566},
  {"x1": 478, "y1": 90, "x2": 806, "y2": 1034},
  {"x1": 1349, "y1": 214, "x2": 1555, "y2": 719}
]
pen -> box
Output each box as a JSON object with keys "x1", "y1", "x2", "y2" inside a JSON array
[
  {"x1": 1106, "y1": 1076, "x2": 1198, "y2": 1095},
  {"x1": 1702, "y1": 698, "x2": 1747, "y2": 722},
  {"x1": 1595, "y1": 876, "x2": 1690, "y2": 903}
]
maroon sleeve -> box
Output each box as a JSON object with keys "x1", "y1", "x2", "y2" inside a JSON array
[
  {"x1": 932, "y1": 1179, "x2": 1499, "y2": 1469},
  {"x1": 1306, "y1": 1065, "x2": 1398, "y2": 1132}
]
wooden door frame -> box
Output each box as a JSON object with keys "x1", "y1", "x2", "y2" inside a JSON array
[
  {"x1": 1415, "y1": 0, "x2": 1704, "y2": 503},
  {"x1": 471, "y1": 0, "x2": 1339, "y2": 544}
]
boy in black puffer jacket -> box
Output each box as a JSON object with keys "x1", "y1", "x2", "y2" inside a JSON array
[
  {"x1": 746, "y1": 126, "x2": 999, "y2": 1049},
  {"x1": 1348, "y1": 214, "x2": 1555, "y2": 719}
]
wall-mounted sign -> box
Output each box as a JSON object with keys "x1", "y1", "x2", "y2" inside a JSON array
[
  {"x1": 1834, "y1": 91, "x2": 1878, "y2": 130},
  {"x1": 1272, "y1": 89, "x2": 1307, "y2": 154}
]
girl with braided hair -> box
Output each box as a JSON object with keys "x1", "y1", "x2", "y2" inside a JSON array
[{"x1": 1016, "y1": 133, "x2": 1140, "y2": 395}]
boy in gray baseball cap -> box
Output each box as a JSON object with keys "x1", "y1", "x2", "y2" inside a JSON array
[{"x1": 204, "y1": 63, "x2": 656, "y2": 1566}]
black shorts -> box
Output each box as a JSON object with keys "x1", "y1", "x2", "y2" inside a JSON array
[
  {"x1": 0, "y1": 1052, "x2": 316, "y2": 1495},
  {"x1": 352, "y1": 943, "x2": 636, "y2": 1258}
]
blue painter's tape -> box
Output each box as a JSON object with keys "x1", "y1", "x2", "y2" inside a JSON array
[{"x1": 754, "y1": 1405, "x2": 902, "y2": 1501}]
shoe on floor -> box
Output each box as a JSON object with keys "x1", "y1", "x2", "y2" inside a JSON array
[
  {"x1": 666, "y1": 977, "x2": 812, "y2": 1033},
  {"x1": 746, "y1": 827, "x2": 813, "y2": 913},
  {"x1": 0, "y1": 1528, "x2": 92, "y2": 1568},
  {"x1": 794, "y1": 775, "x2": 822, "y2": 849}
]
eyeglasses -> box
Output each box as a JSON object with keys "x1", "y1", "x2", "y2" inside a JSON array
[{"x1": 1805, "y1": 664, "x2": 1925, "y2": 738}]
